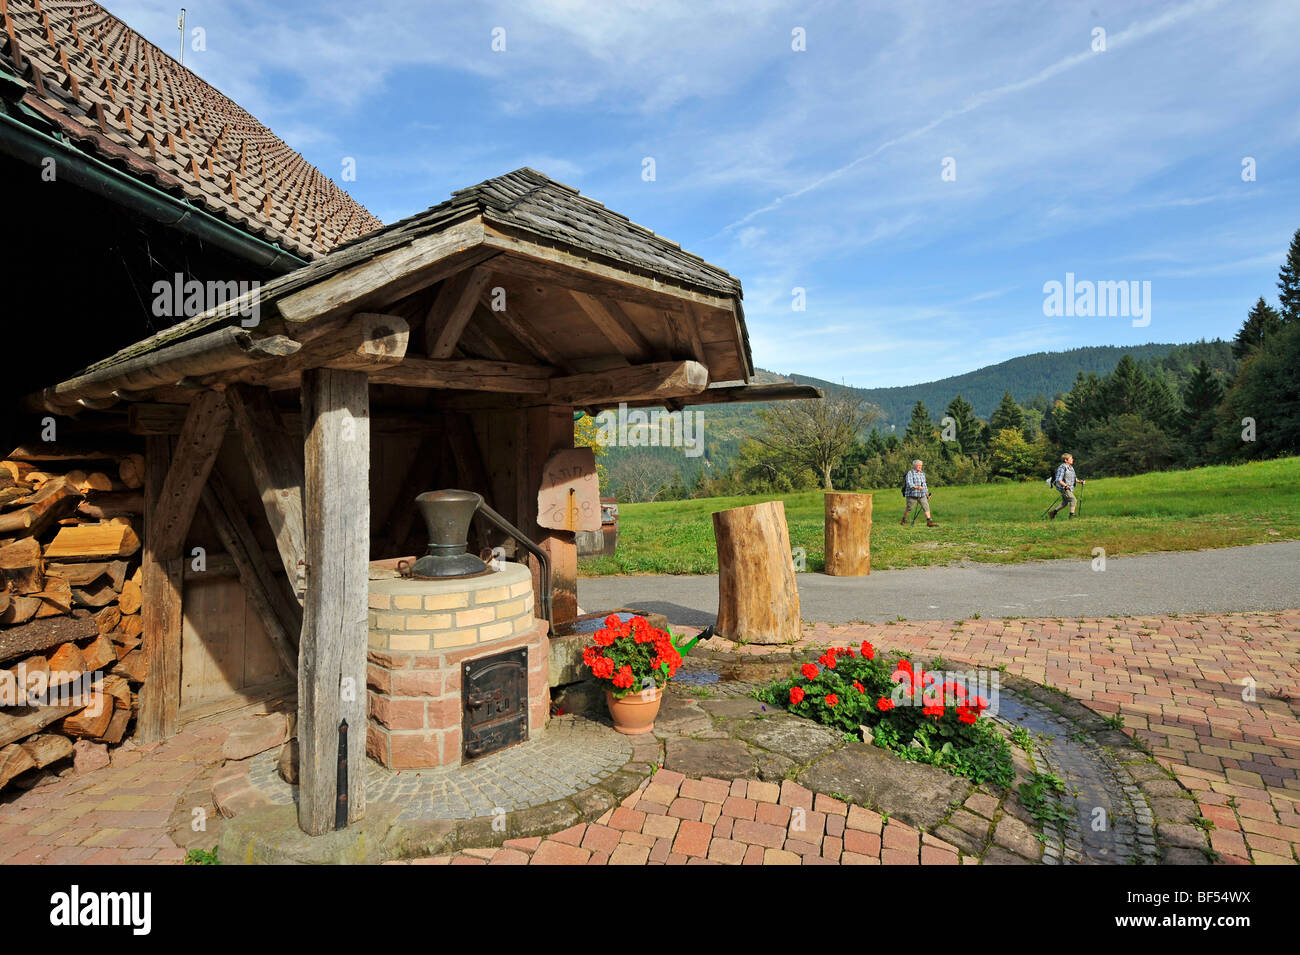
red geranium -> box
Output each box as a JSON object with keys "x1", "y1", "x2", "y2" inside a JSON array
[
  {"x1": 818, "y1": 653, "x2": 837, "y2": 669},
  {"x1": 860, "y1": 641, "x2": 875, "y2": 659},
  {"x1": 789, "y1": 686, "x2": 805, "y2": 705},
  {"x1": 825, "y1": 694, "x2": 838, "y2": 707},
  {"x1": 612, "y1": 665, "x2": 635, "y2": 689},
  {"x1": 801, "y1": 663, "x2": 819, "y2": 680},
  {"x1": 921, "y1": 704, "x2": 944, "y2": 718},
  {"x1": 876, "y1": 697, "x2": 894, "y2": 711},
  {"x1": 853, "y1": 681, "x2": 866, "y2": 694},
  {"x1": 956, "y1": 708, "x2": 978, "y2": 725},
  {"x1": 896, "y1": 659, "x2": 913, "y2": 674},
  {"x1": 593, "y1": 628, "x2": 615, "y2": 647},
  {"x1": 591, "y1": 656, "x2": 614, "y2": 679}
]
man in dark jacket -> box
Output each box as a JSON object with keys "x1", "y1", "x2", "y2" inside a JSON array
[{"x1": 901, "y1": 459, "x2": 937, "y2": 527}]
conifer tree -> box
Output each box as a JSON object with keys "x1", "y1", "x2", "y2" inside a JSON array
[
  {"x1": 1181, "y1": 359, "x2": 1223, "y2": 465},
  {"x1": 1277, "y1": 228, "x2": 1300, "y2": 324},
  {"x1": 1233, "y1": 298, "x2": 1281, "y2": 360},
  {"x1": 989, "y1": 391, "x2": 1025, "y2": 435}
]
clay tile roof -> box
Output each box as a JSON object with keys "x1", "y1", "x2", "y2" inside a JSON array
[{"x1": 0, "y1": 0, "x2": 382, "y2": 259}]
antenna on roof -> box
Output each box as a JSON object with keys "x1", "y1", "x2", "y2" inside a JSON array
[{"x1": 178, "y1": 9, "x2": 186, "y2": 66}]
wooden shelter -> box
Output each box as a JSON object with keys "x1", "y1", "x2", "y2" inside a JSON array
[{"x1": 21, "y1": 166, "x2": 818, "y2": 832}]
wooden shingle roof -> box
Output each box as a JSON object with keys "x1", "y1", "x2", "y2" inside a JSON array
[{"x1": 0, "y1": 0, "x2": 382, "y2": 258}]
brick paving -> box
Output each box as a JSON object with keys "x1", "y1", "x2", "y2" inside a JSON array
[
  {"x1": 718, "y1": 611, "x2": 1300, "y2": 866},
  {"x1": 2, "y1": 610, "x2": 1296, "y2": 865},
  {"x1": 0, "y1": 724, "x2": 228, "y2": 865},
  {"x1": 391, "y1": 774, "x2": 964, "y2": 865}
]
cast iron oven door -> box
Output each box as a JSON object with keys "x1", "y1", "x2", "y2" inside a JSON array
[{"x1": 463, "y1": 648, "x2": 529, "y2": 760}]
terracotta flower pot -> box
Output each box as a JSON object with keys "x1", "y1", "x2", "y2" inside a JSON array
[{"x1": 605, "y1": 686, "x2": 662, "y2": 735}]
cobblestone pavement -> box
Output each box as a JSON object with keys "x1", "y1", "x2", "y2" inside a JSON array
[
  {"x1": 389, "y1": 773, "x2": 965, "y2": 865},
  {"x1": 0, "y1": 724, "x2": 229, "y2": 865},
  {"x1": 240, "y1": 717, "x2": 630, "y2": 820},
  {"x1": 716, "y1": 611, "x2": 1300, "y2": 865}
]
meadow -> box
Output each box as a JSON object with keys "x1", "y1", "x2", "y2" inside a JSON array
[{"x1": 578, "y1": 457, "x2": 1300, "y2": 576}]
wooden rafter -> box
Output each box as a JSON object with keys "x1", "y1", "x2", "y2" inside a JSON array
[
  {"x1": 423, "y1": 266, "x2": 494, "y2": 358},
  {"x1": 546, "y1": 359, "x2": 708, "y2": 406},
  {"x1": 569, "y1": 290, "x2": 655, "y2": 362}
]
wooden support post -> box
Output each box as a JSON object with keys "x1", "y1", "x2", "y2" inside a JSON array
[
  {"x1": 824, "y1": 492, "x2": 872, "y2": 576},
  {"x1": 137, "y1": 435, "x2": 183, "y2": 741},
  {"x1": 225, "y1": 385, "x2": 307, "y2": 601},
  {"x1": 298, "y1": 368, "x2": 369, "y2": 835},
  {"x1": 713, "y1": 501, "x2": 801, "y2": 645},
  {"x1": 525, "y1": 406, "x2": 576, "y2": 631}
]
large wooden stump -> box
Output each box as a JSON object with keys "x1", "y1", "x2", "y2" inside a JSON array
[
  {"x1": 824, "y1": 492, "x2": 872, "y2": 576},
  {"x1": 298, "y1": 368, "x2": 369, "y2": 835},
  {"x1": 713, "y1": 501, "x2": 801, "y2": 644}
]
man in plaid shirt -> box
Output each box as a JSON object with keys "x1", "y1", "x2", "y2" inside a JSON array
[
  {"x1": 901, "y1": 459, "x2": 937, "y2": 527},
  {"x1": 1048, "y1": 452, "x2": 1086, "y2": 519}
]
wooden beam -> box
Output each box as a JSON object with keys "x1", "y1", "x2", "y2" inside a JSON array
[
  {"x1": 200, "y1": 478, "x2": 298, "y2": 676},
  {"x1": 611, "y1": 382, "x2": 823, "y2": 409},
  {"x1": 298, "y1": 368, "x2": 369, "y2": 835},
  {"x1": 546, "y1": 360, "x2": 708, "y2": 406},
  {"x1": 137, "y1": 435, "x2": 185, "y2": 742},
  {"x1": 190, "y1": 313, "x2": 410, "y2": 389},
  {"x1": 424, "y1": 267, "x2": 495, "y2": 358},
  {"x1": 482, "y1": 233, "x2": 737, "y2": 312},
  {"x1": 275, "y1": 221, "x2": 492, "y2": 326},
  {"x1": 224, "y1": 385, "x2": 307, "y2": 602},
  {"x1": 478, "y1": 286, "x2": 574, "y2": 371},
  {"x1": 368, "y1": 357, "x2": 554, "y2": 393},
  {"x1": 29, "y1": 327, "x2": 300, "y2": 413},
  {"x1": 526, "y1": 407, "x2": 577, "y2": 630},
  {"x1": 151, "y1": 391, "x2": 231, "y2": 559},
  {"x1": 569, "y1": 290, "x2": 654, "y2": 362},
  {"x1": 664, "y1": 306, "x2": 706, "y2": 364}
]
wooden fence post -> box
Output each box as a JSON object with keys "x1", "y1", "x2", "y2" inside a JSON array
[
  {"x1": 713, "y1": 500, "x2": 801, "y2": 644},
  {"x1": 824, "y1": 492, "x2": 872, "y2": 576},
  {"x1": 298, "y1": 368, "x2": 369, "y2": 835}
]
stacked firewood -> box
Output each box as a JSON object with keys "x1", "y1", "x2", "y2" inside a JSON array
[{"x1": 0, "y1": 446, "x2": 148, "y2": 791}]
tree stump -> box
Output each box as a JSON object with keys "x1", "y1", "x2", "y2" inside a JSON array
[
  {"x1": 824, "y1": 492, "x2": 872, "y2": 576},
  {"x1": 712, "y1": 501, "x2": 801, "y2": 644}
]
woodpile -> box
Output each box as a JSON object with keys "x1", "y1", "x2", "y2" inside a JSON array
[{"x1": 0, "y1": 445, "x2": 146, "y2": 791}]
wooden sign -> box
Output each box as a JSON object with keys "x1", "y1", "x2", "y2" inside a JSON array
[{"x1": 537, "y1": 448, "x2": 600, "y2": 532}]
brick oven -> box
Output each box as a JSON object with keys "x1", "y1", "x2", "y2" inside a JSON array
[{"x1": 365, "y1": 561, "x2": 549, "y2": 769}]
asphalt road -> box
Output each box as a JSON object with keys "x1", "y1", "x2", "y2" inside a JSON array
[{"x1": 577, "y1": 541, "x2": 1300, "y2": 626}]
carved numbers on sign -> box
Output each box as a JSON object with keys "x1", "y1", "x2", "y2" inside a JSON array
[{"x1": 537, "y1": 448, "x2": 600, "y2": 532}]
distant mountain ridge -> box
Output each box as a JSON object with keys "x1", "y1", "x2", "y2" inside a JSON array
[{"x1": 780, "y1": 341, "x2": 1230, "y2": 426}]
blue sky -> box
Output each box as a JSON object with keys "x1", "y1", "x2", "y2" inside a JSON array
[{"x1": 110, "y1": 0, "x2": 1300, "y2": 387}]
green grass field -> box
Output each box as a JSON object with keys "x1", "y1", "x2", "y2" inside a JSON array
[{"x1": 578, "y1": 457, "x2": 1300, "y2": 577}]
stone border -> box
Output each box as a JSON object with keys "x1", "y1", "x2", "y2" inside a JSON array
[{"x1": 211, "y1": 722, "x2": 661, "y2": 864}]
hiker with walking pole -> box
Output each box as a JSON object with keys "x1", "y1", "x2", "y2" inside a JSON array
[
  {"x1": 1047, "y1": 453, "x2": 1086, "y2": 520},
  {"x1": 901, "y1": 459, "x2": 937, "y2": 527}
]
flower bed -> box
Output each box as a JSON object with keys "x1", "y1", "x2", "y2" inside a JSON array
[{"x1": 756, "y1": 643, "x2": 1014, "y2": 788}]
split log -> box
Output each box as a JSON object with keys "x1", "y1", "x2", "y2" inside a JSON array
[
  {"x1": 49, "y1": 560, "x2": 129, "y2": 589},
  {"x1": 19, "y1": 734, "x2": 73, "y2": 769},
  {"x1": 111, "y1": 632, "x2": 141, "y2": 658},
  {"x1": 118, "y1": 580, "x2": 143, "y2": 615},
  {"x1": 43, "y1": 523, "x2": 141, "y2": 560},
  {"x1": 102, "y1": 675, "x2": 131, "y2": 706},
  {"x1": 33, "y1": 576, "x2": 73, "y2": 617},
  {"x1": 712, "y1": 501, "x2": 801, "y2": 645},
  {"x1": 118, "y1": 454, "x2": 146, "y2": 489},
  {"x1": 119, "y1": 614, "x2": 142, "y2": 639},
  {"x1": 0, "y1": 461, "x2": 37, "y2": 481},
  {"x1": 113, "y1": 649, "x2": 147, "y2": 683},
  {"x1": 0, "y1": 612, "x2": 98, "y2": 664},
  {"x1": 81, "y1": 635, "x2": 117, "y2": 672},
  {"x1": 79, "y1": 472, "x2": 114, "y2": 493},
  {"x1": 99, "y1": 706, "x2": 131, "y2": 744},
  {"x1": 46, "y1": 644, "x2": 87, "y2": 686},
  {"x1": 0, "y1": 744, "x2": 36, "y2": 788},
  {"x1": 0, "y1": 476, "x2": 80, "y2": 537},
  {"x1": 0, "y1": 538, "x2": 44, "y2": 594},
  {"x1": 0, "y1": 485, "x2": 32, "y2": 507},
  {"x1": 94, "y1": 605, "x2": 122, "y2": 635},
  {"x1": 0, "y1": 596, "x2": 42, "y2": 626},
  {"x1": 5, "y1": 445, "x2": 133, "y2": 463},
  {"x1": 61, "y1": 697, "x2": 113, "y2": 738},
  {"x1": 76, "y1": 492, "x2": 145, "y2": 520},
  {"x1": 4, "y1": 655, "x2": 50, "y2": 697},
  {"x1": 71, "y1": 579, "x2": 121, "y2": 608},
  {"x1": 824, "y1": 492, "x2": 872, "y2": 577},
  {"x1": 0, "y1": 706, "x2": 79, "y2": 747}
]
